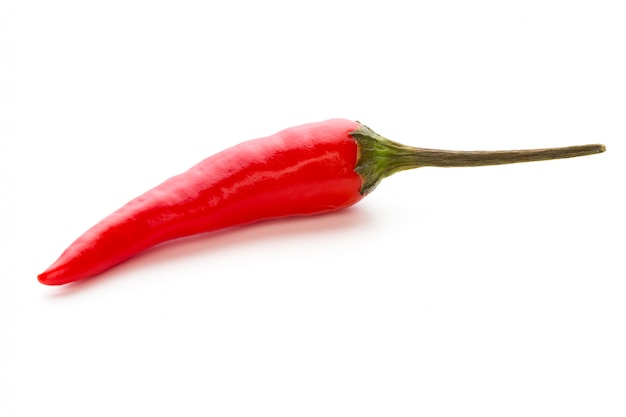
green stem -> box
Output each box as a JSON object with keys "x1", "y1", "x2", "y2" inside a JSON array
[{"x1": 351, "y1": 124, "x2": 606, "y2": 195}]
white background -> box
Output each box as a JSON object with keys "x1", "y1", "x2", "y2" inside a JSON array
[{"x1": 1, "y1": 1, "x2": 625, "y2": 416}]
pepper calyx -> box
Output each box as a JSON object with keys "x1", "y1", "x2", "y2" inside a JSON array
[{"x1": 350, "y1": 123, "x2": 425, "y2": 195}]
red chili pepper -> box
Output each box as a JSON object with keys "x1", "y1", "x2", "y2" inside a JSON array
[{"x1": 38, "y1": 119, "x2": 605, "y2": 285}]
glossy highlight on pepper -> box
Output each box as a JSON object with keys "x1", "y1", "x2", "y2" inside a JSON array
[{"x1": 38, "y1": 119, "x2": 605, "y2": 285}]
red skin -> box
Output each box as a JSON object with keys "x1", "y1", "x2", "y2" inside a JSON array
[{"x1": 38, "y1": 119, "x2": 363, "y2": 285}]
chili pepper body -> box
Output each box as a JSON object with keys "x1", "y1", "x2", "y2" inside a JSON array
[{"x1": 38, "y1": 119, "x2": 363, "y2": 285}]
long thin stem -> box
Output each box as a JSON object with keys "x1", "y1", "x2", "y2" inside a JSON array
[
  {"x1": 351, "y1": 124, "x2": 606, "y2": 195},
  {"x1": 402, "y1": 144, "x2": 606, "y2": 168}
]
